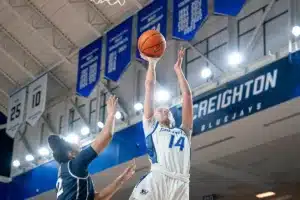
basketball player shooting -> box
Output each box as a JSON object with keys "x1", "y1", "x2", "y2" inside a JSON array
[
  {"x1": 48, "y1": 95, "x2": 136, "y2": 200},
  {"x1": 129, "y1": 47, "x2": 193, "y2": 200}
]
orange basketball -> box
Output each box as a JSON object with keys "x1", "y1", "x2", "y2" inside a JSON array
[{"x1": 138, "y1": 29, "x2": 166, "y2": 58}]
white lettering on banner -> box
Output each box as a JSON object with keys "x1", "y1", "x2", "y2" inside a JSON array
[
  {"x1": 190, "y1": 69, "x2": 278, "y2": 133},
  {"x1": 109, "y1": 37, "x2": 129, "y2": 52},
  {"x1": 108, "y1": 51, "x2": 117, "y2": 73},
  {"x1": 89, "y1": 63, "x2": 97, "y2": 84},
  {"x1": 26, "y1": 74, "x2": 48, "y2": 126},
  {"x1": 79, "y1": 68, "x2": 88, "y2": 89},
  {"x1": 140, "y1": 15, "x2": 163, "y2": 32},
  {"x1": 141, "y1": 6, "x2": 162, "y2": 22},
  {"x1": 6, "y1": 88, "x2": 27, "y2": 138},
  {"x1": 199, "y1": 103, "x2": 262, "y2": 133},
  {"x1": 178, "y1": 0, "x2": 191, "y2": 8},
  {"x1": 81, "y1": 56, "x2": 98, "y2": 68},
  {"x1": 139, "y1": 5, "x2": 163, "y2": 33},
  {"x1": 178, "y1": 0, "x2": 203, "y2": 35},
  {"x1": 108, "y1": 28, "x2": 130, "y2": 74},
  {"x1": 194, "y1": 69, "x2": 278, "y2": 119},
  {"x1": 152, "y1": 23, "x2": 161, "y2": 32}
]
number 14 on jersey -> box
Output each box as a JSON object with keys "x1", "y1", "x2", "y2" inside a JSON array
[{"x1": 169, "y1": 135, "x2": 185, "y2": 151}]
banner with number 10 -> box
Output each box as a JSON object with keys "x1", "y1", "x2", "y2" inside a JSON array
[{"x1": 26, "y1": 74, "x2": 48, "y2": 126}]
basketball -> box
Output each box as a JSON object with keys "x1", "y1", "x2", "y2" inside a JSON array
[{"x1": 138, "y1": 29, "x2": 166, "y2": 58}]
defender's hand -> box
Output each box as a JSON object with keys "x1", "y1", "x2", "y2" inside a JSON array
[
  {"x1": 107, "y1": 95, "x2": 118, "y2": 116},
  {"x1": 174, "y1": 47, "x2": 186, "y2": 73},
  {"x1": 118, "y1": 161, "x2": 136, "y2": 184}
]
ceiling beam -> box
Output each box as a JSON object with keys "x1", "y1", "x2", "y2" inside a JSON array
[
  {"x1": 2, "y1": 0, "x2": 75, "y2": 65},
  {"x1": 186, "y1": 41, "x2": 225, "y2": 73},
  {"x1": 0, "y1": 25, "x2": 70, "y2": 92}
]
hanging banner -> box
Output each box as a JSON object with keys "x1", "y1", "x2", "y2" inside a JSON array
[
  {"x1": 105, "y1": 17, "x2": 133, "y2": 82},
  {"x1": 6, "y1": 88, "x2": 27, "y2": 138},
  {"x1": 172, "y1": 0, "x2": 208, "y2": 41},
  {"x1": 171, "y1": 52, "x2": 300, "y2": 136},
  {"x1": 26, "y1": 74, "x2": 48, "y2": 126},
  {"x1": 136, "y1": 0, "x2": 167, "y2": 60},
  {"x1": 77, "y1": 38, "x2": 102, "y2": 97},
  {"x1": 214, "y1": 0, "x2": 246, "y2": 16}
]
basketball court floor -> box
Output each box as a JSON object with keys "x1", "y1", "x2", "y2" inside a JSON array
[{"x1": 0, "y1": 0, "x2": 300, "y2": 199}]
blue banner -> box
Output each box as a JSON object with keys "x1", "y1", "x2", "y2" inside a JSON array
[
  {"x1": 105, "y1": 17, "x2": 133, "y2": 82},
  {"x1": 172, "y1": 0, "x2": 208, "y2": 41},
  {"x1": 214, "y1": 0, "x2": 246, "y2": 16},
  {"x1": 136, "y1": 0, "x2": 167, "y2": 60},
  {"x1": 172, "y1": 54, "x2": 300, "y2": 135},
  {"x1": 76, "y1": 38, "x2": 102, "y2": 97}
]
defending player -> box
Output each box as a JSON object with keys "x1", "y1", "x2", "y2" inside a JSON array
[
  {"x1": 48, "y1": 95, "x2": 136, "y2": 200},
  {"x1": 129, "y1": 47, "x2": 193, "y2": 200}
]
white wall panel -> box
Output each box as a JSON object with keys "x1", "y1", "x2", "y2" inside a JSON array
[
  {"x1": 187, "y1": 58, "x2": 208, "y2": 89},
  {"x1": 187, "y1": 40, "x2": 207, "y2": 62},
  {"x1": 239, "y1": 10, "x2": 263, "y2": 35},
  {"x1": 208, "y1": 29, "x2": 228, "y2": 51},
  {"x1": 208, "y1": 44, "x2": 228, "y2": 71},
  {"x1": 265, "y1": 13, "x2": 288, "y2": 54},
  {"x1": 239, "y1": 29, "x2": 264, "y2": 65},
  {"x1": 265, "y1": 0, "x2": 288, "y2": 21}
]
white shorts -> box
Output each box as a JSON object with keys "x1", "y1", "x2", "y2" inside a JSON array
[{"x1": 129, "y1": 171, "x2": 189, "y2": 200}]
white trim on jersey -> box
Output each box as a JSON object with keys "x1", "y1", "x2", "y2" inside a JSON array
[
  {"x1": 76, "y1": 179, "x2": 80, "y2": 200},
  {"x1": 86, "y1": 179, "x2": 89, "y2": 200},
  {"x1": 67, "y1": 161, "x2": 89, "y2": 179}
]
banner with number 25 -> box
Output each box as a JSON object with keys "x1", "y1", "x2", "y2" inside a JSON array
[{"x1": 6, "y1": 88, "x2": 27, "y2": 138}]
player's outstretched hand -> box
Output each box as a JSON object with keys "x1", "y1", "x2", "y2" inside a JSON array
[
  {"x1": 118, "y1": 160, "x2": 136, "y2": 184},
  {"x1": 174, "y1": 47, "x2": 186, "y2": 73},
  {"x1": 140, "y1": 53, "x2": 161, "y2": 66},
  {"x1": 107, "y1": 95, "x2": 118, "y2": 116}
]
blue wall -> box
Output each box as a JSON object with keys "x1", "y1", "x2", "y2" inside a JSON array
[
  {"x1": 0, "y1": 182, "x2": 8, "y2": 200},
  {"x1": 6, "y1": 52, "x2": 300, "y2": 199}
]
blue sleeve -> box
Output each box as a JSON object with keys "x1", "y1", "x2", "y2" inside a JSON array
[{"x1": 69, "y1": 146, "x2": 98, "y2": 178}]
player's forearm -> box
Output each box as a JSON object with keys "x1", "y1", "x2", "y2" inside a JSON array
[
  {"x1": 145, "y1": 62, "x2": 156, "y2": 87},
  {"x1": 144, "y1": 63, "x2": 156, "y2": 118},
  {"x1": 175, "y1": 70, "x2": 191, "y2": 96},
  {"x1": 91, "y1": 114, "x2": 115, "y2": 154},
  {"x1": 95, "y1": 176, "x2": 123, "y2": 200}
]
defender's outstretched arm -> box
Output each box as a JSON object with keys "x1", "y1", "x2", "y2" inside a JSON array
[{"x1": 91, "y1": 96, "x2": 117, "y2": 154}]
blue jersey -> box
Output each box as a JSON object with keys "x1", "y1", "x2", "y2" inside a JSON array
[{"x1": 56, "y1": 146, "x2": 98, "y2": 200}]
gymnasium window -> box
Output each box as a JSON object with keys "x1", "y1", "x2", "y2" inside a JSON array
[
  {"x1": 68, "y1": 104, "x2": 85, "y2": 132},
  {"x1": 89, "y1": 98, "x2": 97, "y2": 130},
  {"x1": 186, "y1": 0, "x2": 288, "y2": 90},
  {"x1": 58, "y1": 115, "x2": 64, "y2": 135}
]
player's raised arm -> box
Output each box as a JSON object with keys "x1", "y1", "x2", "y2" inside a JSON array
[
  {"x1": 91, "y1": 95, "x2": 117, "y2": 154},
  {"x1": 174, "y1": 47, "x2": 193, "y2": 136},
  {"x1": 142, "y1": 54, "x2": 160, "y2": 119}
]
